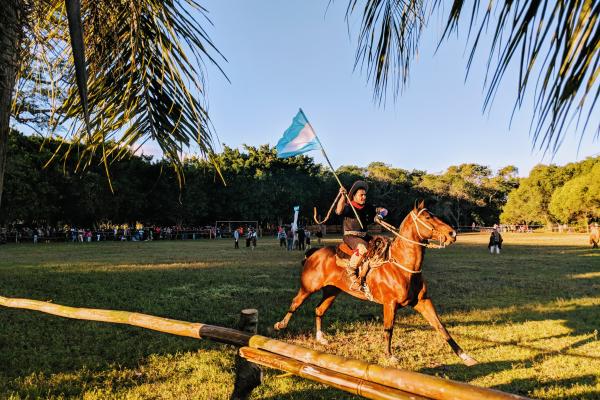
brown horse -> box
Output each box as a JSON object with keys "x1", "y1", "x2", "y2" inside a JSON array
[{"x1": 274, "y1": 200, "x2": 478, "y2": 366}]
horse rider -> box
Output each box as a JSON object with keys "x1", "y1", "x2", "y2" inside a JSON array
[{"x1": 336, "y1": 180, "x2": 388, "y2": 286}]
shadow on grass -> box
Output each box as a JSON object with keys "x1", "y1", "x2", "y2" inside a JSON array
[
  {"x1": 491, "y1": 375, "x2": 599, "y2": 400},
  {"x1": 1, "y1": 238, "x2": 598, "y2": 399}
]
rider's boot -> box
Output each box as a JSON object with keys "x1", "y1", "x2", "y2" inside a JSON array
[{"x1": 348, "y1": 244, "x2": 367, "y2": 290}]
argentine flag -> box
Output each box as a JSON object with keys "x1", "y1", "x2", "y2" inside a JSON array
[{"x1": 276, "y1": 110, "x2": 320, "y2": 158}]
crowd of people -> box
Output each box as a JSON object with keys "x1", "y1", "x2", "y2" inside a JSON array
[
  {"x1": 274, "y1": 226, "x2": 324, "y2": 251},
  {"x1": 0, "y1": 224, "x2": 254, "y2": 244}
]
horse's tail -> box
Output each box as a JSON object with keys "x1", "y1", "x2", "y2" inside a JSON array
[{"x1": 302, "y1": 247, "x2": 320, "y2": 266}]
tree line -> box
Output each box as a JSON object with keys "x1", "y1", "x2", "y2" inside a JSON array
[
  {"x1": 501, "y1": 157, "x2": 600, "y2": 227},
  {"x1": 2, "y1": 131, "x2": 598, "y2": 229}
]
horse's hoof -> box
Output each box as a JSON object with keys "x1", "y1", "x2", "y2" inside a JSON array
[
  {"x1": 274, "y1": 322, "x2": 286, "y2": 331},
  {"x1": 315, "y1": 331, "x2": 329, "y2": 345},
  {"x1": 460, "y1": 352, "x2": 479, "y2": 366}
]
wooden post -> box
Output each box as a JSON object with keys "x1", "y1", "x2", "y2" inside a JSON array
[{"x1": 231, "y1": 309, "x2": 262, "y2": 400}]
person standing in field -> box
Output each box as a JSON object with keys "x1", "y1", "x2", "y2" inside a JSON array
[
  {"x1": 315, "y1": 226, "x2": 323, "y2": 245},
  {"x1": 590, "y1": 222, "x2": 599, "y2": 248},
  {"x1": 278, "y1": 228, "x2": 287, "y2": 248},
  {"x1": 488, "y1": 225, "x2": 503, "y2": 255},
  {"x1": 298, "y1": 227, "x2": 305, "y2": 251},
  {"x1": 233, "y1": 228, "x2": 240, "y2": 249},
  {"x1": 286, "y1": 229, "x2": 294, "y2": 251}
]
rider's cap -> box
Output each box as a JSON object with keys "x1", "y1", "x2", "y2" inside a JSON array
[{"x1": 349, "y1": 180, "x2": 369, "y2": 199}]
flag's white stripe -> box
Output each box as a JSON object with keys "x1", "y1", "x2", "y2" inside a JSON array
[{"x1": 281, "y1": 124, "x2": 316, "y2": 153}]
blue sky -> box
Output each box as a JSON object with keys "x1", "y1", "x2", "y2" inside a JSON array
[{"x1": 147, "y1": 0, "x2": 599, "y2": 176}]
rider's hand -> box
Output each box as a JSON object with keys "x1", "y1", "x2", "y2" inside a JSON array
[
  {"x1": 339, "y1": 187, "x2": 347, "y2": 196},
  {"x1": 376, "y1": 208, "x2": 388, "y2": 219}
]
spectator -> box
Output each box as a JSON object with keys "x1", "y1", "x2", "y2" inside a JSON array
[
  {"x1": 246, "y1": 228, "x2": 252, "y2": 248},
  {"x1": 590, "y1": 222, "x2": 599, "y2": 248},
  {"x1": 305, "y1": 230, "x2": 311, "y2": 249},
  {"x1": 251, "y1": 228, "x2": 257, "y2": 249},
  {"x1": 278, "y1": 229, "x2": 286, "y2": 248},
  {"x1": 316, "y1": 227, "x2": 323, "y2": 245},
  {"x1": 233, "y1": 228, "x2": 240, "y2": 249},
  {"x1": 488, "y1": 225, "x2": 503, "y2": 255},
  {"x1": 298, "y1": 227, "x2": 306, "y2": 251},
  {"x1": 286, "y1": 229, "x2": 294, "y2": 251}
]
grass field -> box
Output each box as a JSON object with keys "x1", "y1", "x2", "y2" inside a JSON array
[{"x1": 1, "y1": 232, "x2": 599, "y2": 399}]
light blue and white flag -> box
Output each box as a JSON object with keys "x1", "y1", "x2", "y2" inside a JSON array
[{"x1": 276, "y1": 110, "x2": 320, "y2": 158}]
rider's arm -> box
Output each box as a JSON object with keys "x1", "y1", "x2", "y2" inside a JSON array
[{"x1": 335, "y1": 187, "x2": 347, "y2": 215}]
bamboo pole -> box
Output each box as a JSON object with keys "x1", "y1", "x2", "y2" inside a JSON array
[
  {"x1": 248, "y1": 336, "x2": 530, "y2": 400},
  {"x1": 0, "y1": 295, "x2": 252, "y2": 344},
  {"x1": 1, "y1": 296, "x2": 531, "y2": 400},
  {"x1": 239, "y1": 347, "x2": 431, "y2": 400}
]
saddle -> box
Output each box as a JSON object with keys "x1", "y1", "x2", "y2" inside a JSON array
[
  {"x1": 335, "y1": 236, "x2": 390, "y2": 264},
  {"x1": 335, "y1": 237, "x2": 391, "y2": 300},
  {"x1": 335, "y1": 242, "x2": 355, "y2": 259}
]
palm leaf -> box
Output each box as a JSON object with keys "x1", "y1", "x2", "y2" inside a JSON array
[
  {"x1": 437, "y1": 0, "x2": 599, "y2": 151},
  {"x1": 345, "y1": 0, "x2": 427, "y2": 103},
  {"x1": 22, "y1": 0, "x2": 226, "y2": 188},
  {"x1": 350, "y1": 0, "x2": 599, "y2": 151}
]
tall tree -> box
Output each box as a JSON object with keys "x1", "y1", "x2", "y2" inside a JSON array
[
  {"x1": 0, "y1": 0, "x2": 225, "y2": 208},
  {"x1": 500, "y1": 159, "x2": 600, "y2": 225},
  {"x1": 549, "y1": 161, "x2": 600, "y2": 224}
]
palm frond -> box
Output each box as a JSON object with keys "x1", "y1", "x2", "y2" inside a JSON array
[
  {"x1": 346, "y1": 0, "x2": 427, "y2": 103},
  {"x1": 22, "y1": 0, "x2": 226, "y2": 188},
  {"x1": 438, "y1": 0, "x2": 599, "y2": 152}
]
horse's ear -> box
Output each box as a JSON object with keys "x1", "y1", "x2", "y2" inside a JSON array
[{"x1": 417, "y1": 199, "x2": 426, "y2": 210}]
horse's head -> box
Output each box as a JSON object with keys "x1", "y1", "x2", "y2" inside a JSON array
[{"x1": 410, "y1": 200, "x2": 457, "y2": 246}]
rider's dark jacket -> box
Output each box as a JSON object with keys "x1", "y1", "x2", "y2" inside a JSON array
[{"x1": 342, "y1": 202, "x2": 376, "y2": 236}]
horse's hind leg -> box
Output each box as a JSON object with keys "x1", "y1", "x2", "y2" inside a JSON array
[
  {"x1": 413, "y1": 298, "x2": 478, "y2": 366},
  {"x1": 274, "y1": 287, "x2": 313, "y2": 330},
  {"x1": 314, "y1": 286, "x2": 341, "y2": 345}
]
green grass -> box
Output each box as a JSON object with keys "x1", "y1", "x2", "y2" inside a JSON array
[{"x1": 1, "y1": 233, "x2": 599, "y2": 399}]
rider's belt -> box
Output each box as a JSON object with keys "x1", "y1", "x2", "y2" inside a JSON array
[{"x1": 344, "y1": 231, "x2": 367, "y2": 237}]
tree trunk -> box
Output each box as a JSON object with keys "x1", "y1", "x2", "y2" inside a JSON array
[{"x1": 0, "y1": 0, "x2": 23, "y2": 209}]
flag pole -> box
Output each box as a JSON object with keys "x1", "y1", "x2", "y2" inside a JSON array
[{"x1": 299, "y1": 109, "x2": 364, "y2": 229}]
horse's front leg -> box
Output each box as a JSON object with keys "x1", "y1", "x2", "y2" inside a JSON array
[
  {"x1": 413, "y1": 298, "x2": 478, "y2": 366},
  {"x1": 382, "y1": 301, "x2": 398, "y2": 361}
]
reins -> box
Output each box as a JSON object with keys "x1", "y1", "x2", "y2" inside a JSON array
[
  {"x1": 316, "y1": 195, "x2": 447, "y2": 251},
  {"x1": 313, "y1": 192, "x2": 342, "y2": 225},
  {"x1": 375, "y1": 209, "x2": 447, "y2": 249}
]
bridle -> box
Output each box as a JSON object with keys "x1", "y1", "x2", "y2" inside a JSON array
[
  {"x1": 373, "y1": 208, "x2": 451, "y2": 274},
  {"x1": 375, "y1": 208, "x2": 449, "y2": 249},
  {"x1": 411, "y1": 208, "x2": 437, "y2": 240}
]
